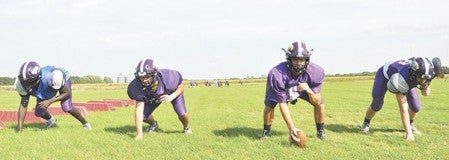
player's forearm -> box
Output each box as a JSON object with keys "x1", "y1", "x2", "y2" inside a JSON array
[
  {"x1": 307, "y1": 91, "x2": 321, "y2": 106},
  {"x1": 298, "y1": 83, "x2": 321, "y2": 105},
  {"x1": 421, "y1": 87, "x2": 431, "y2": 96},
  {"x1": 46, "y1": 95, "x2": 66, "y2": 105},
  {"x1": 135, "y1": 102, "x2": 144, "y2": 137},
  {"x1": 279, "y1": 103, "x2": 296, "y2": 131},
  {"x1": 171, "y1": 84, "x2": 184, "y2": 97},
  {"x1": 17, "y1": 105, "x2": 28, "y2": 132},
  {"x1": 396, "y1": 94, "x2": 412, "y2": 134},
  {"x1": 399, "y1": 104, "x2": 412, "y2": 135},
  {"x1": 47, "y1": 86, "x2": 72, "y2": 104}
]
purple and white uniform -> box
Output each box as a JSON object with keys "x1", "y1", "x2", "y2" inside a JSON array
[
  {"x1": 264, "y1": 62, "x2": 325, "y2": 108},
  {"x1": 14, "y1": 66, "x2": 74, "y2": 117},
  {"x1": 370, "y1": 59, "x2": 421, "y2": 112},
  {"x1": 127, "y1": 69, "x2": 187, "y2": 120}
]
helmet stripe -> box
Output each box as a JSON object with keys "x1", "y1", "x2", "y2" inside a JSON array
[
  {"x1": 22, "y1": 61, "x2": 30, "y2": 80},
  {"x1": 423, "y1": 58, "x2": 430, "y2": 75},
  {"x1": 139, "y1": 59, "x2": 146, "y2": 73}
]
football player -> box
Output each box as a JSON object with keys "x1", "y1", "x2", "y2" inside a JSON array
[
  {"x1": 360, "y1": 57, "x2": 444, "y2": 141},
  {"x1": 127, "y1": 59, "x2": 191, "y2": 140},
  {"x1": 15, "y1": 61, "x2": 91, "y2": 132},
  {"x1": 260, "y1": 41, "x2": 328, "y2": 140}
]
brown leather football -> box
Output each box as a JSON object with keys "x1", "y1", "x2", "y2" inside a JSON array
[{"x1": 289, "y1": 129, "x2": 307, "y2": 147}]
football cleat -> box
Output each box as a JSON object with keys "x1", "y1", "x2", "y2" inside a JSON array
[
  {"x1": 259, "y1": 129, "x2": 271, "y2": 140},
  {"x1": 410, "y1": 123, "x2": 422, "y2": 135},
  {"x1": 145, "y1": 121, "x2": 158, "y2": 132},
  {"x1": 184, "y1": 127, "x2": 193, "y2": 134},
  {"x1": 360, "y1": 122, "x2": 370, "y2": 134},
  {"x1": 83, "y1": 123, "x2": 92, "y2": 130},
  {"x1": 317, "y1": 129, "x2": 328, "y2": 139},
  {"x1": 45, "y1": 116, "x2": 57, "y2": 129}
]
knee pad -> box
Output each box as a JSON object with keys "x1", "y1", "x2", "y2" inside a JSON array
[
  {"x1": 370, "y1": 99, "x2": 384, "y2": 112},
  {"x1": 409, "y1": 105, "x2": 421, "y2": 113}
]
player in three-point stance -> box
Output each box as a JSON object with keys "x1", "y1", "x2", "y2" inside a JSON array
[
  {"x1": 15, "y1": 61, "x2": 91, "y2": 132},
  {"x1": 260, "y1": 41, "x2": 328, "y2": 140},
  {"x1": 127, "y1": 59, "x2": 192, "y2": 140},
  {"x1": 360, "y1": 57, "x2": 444, "y2": 141}
]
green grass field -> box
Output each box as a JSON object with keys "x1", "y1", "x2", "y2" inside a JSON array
[{"x1": 1, "y1": 78, "x2": 448, "y2": 159}]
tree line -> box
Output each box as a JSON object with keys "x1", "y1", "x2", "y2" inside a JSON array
[
  {"x1": 0, "y1": 75, "x2": 113, "y2": 85},
  {"x1": 1, "y1": 66, "x2": 448, "y2": 85},
  {"x1": 327, "y1": 66, "x2": 449, "y2": 77}
]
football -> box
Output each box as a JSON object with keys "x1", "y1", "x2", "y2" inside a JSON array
[{"x1": 289, "y1": 129, "x2": 307, "y2": 148}]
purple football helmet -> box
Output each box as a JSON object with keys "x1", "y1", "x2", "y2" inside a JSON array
[
  {"x1": 134, "y1": 59, "x2": 158, "y2": 86},
  {"x1": 410, "y1": 57, "x2": 435, "y2": 89},
  {"x1": 410, "y1": 57, "x2": 434, "y2": 80},
  {"x1": 18, "y1": 61, "x2": 41, "y2": 90},
  {"x1": 282, "y1": 41, "x2": 312, "y2": 74}
]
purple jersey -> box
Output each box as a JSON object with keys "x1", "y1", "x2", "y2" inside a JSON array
[
  {"x1": 370, "y1": 58, "x2": 421, "y2": 112},
  {"x1": 265, "y1": 62, "x2": 324, "y2": 107},
  {"x1": 128, "y1": 69, "x2": 182, "y2": 102},
  {"x1": 127, "y1": 69, "x2": 187, "y2": 118},
  {"x1": 382, "y1": 59, "x2": 418, "y2": 91}
]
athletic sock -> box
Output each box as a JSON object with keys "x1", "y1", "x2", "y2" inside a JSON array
[
  {"x1": 316, "y1": 123, "x2": 324, "y2": 132},
  {"x1": 364, "y1": 118, "x2": 371, "y2": 124},
  {"x1": 263, "y1": 124, "x2": 271, "y2": 131},
  {"x1": 41, "y1": 113, "x2": 52, "y2": 120}
]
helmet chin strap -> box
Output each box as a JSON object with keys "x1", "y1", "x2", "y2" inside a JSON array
[
  {"x1": 410, "y1": 71, "x2": 432, "y2": 90},
  {"x1": 141, "y1": 81, "x2": 151, "y2": 87},
  {"x1": 26, "y1": 80, "x2": 39, "y2": 92},
  {"x1": 287, "y1": 60, "x2": 308, "y2": 76},
  {"x1": 139, "y1": 75, "x2": 158, "y2": 91}
]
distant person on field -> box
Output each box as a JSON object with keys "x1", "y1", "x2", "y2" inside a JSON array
[
  {"x1": 360, "y1": 57, "x2": 444, "y2": 141},
  {"x1": 127, "y1": 59, "x2": 192, "y2": 140},
  {"x1": 14, "y1": 61, "x2": 91, "y2": 132},
  {"x1": 225, "y1": 80, "x2": 230, "y2": 87},
  {"x1": 260, "y1": 41, "x2": 328, "y2": 140}
]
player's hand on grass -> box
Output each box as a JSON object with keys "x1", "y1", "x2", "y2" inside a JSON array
[
  {"x1": 406, "y1": 133, "x2": 415, "y2": 141},
  {"x1": 135, "y1": 134, "x2": 143, "y2": 140}
]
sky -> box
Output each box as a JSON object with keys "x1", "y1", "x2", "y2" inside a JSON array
[{"x1": 1, "y1": 0, "x2": 449, "y2": 80}]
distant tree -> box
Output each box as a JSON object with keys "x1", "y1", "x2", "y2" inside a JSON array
[
  {"x1": 103, "y1": 76, "x2": 113, "y2": 83},
  {"x1": 327, "y1": 71, "x2": 376, "y2": 77},
  {"x1": 70, "y1": 75, "x2": 104, "y2": 84},
  {"x1": 85, "y1": 75, "x2": 103, "y2": 83},
  {"x1": 442, "y1": 66, "x2": 449, "y2": 74},
  {"x1": 0, "y1": 77, "x2": 15, "y2": 85},
  {"x1": 70, "y1": 76, "x2": 83, "y2": 84}
]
